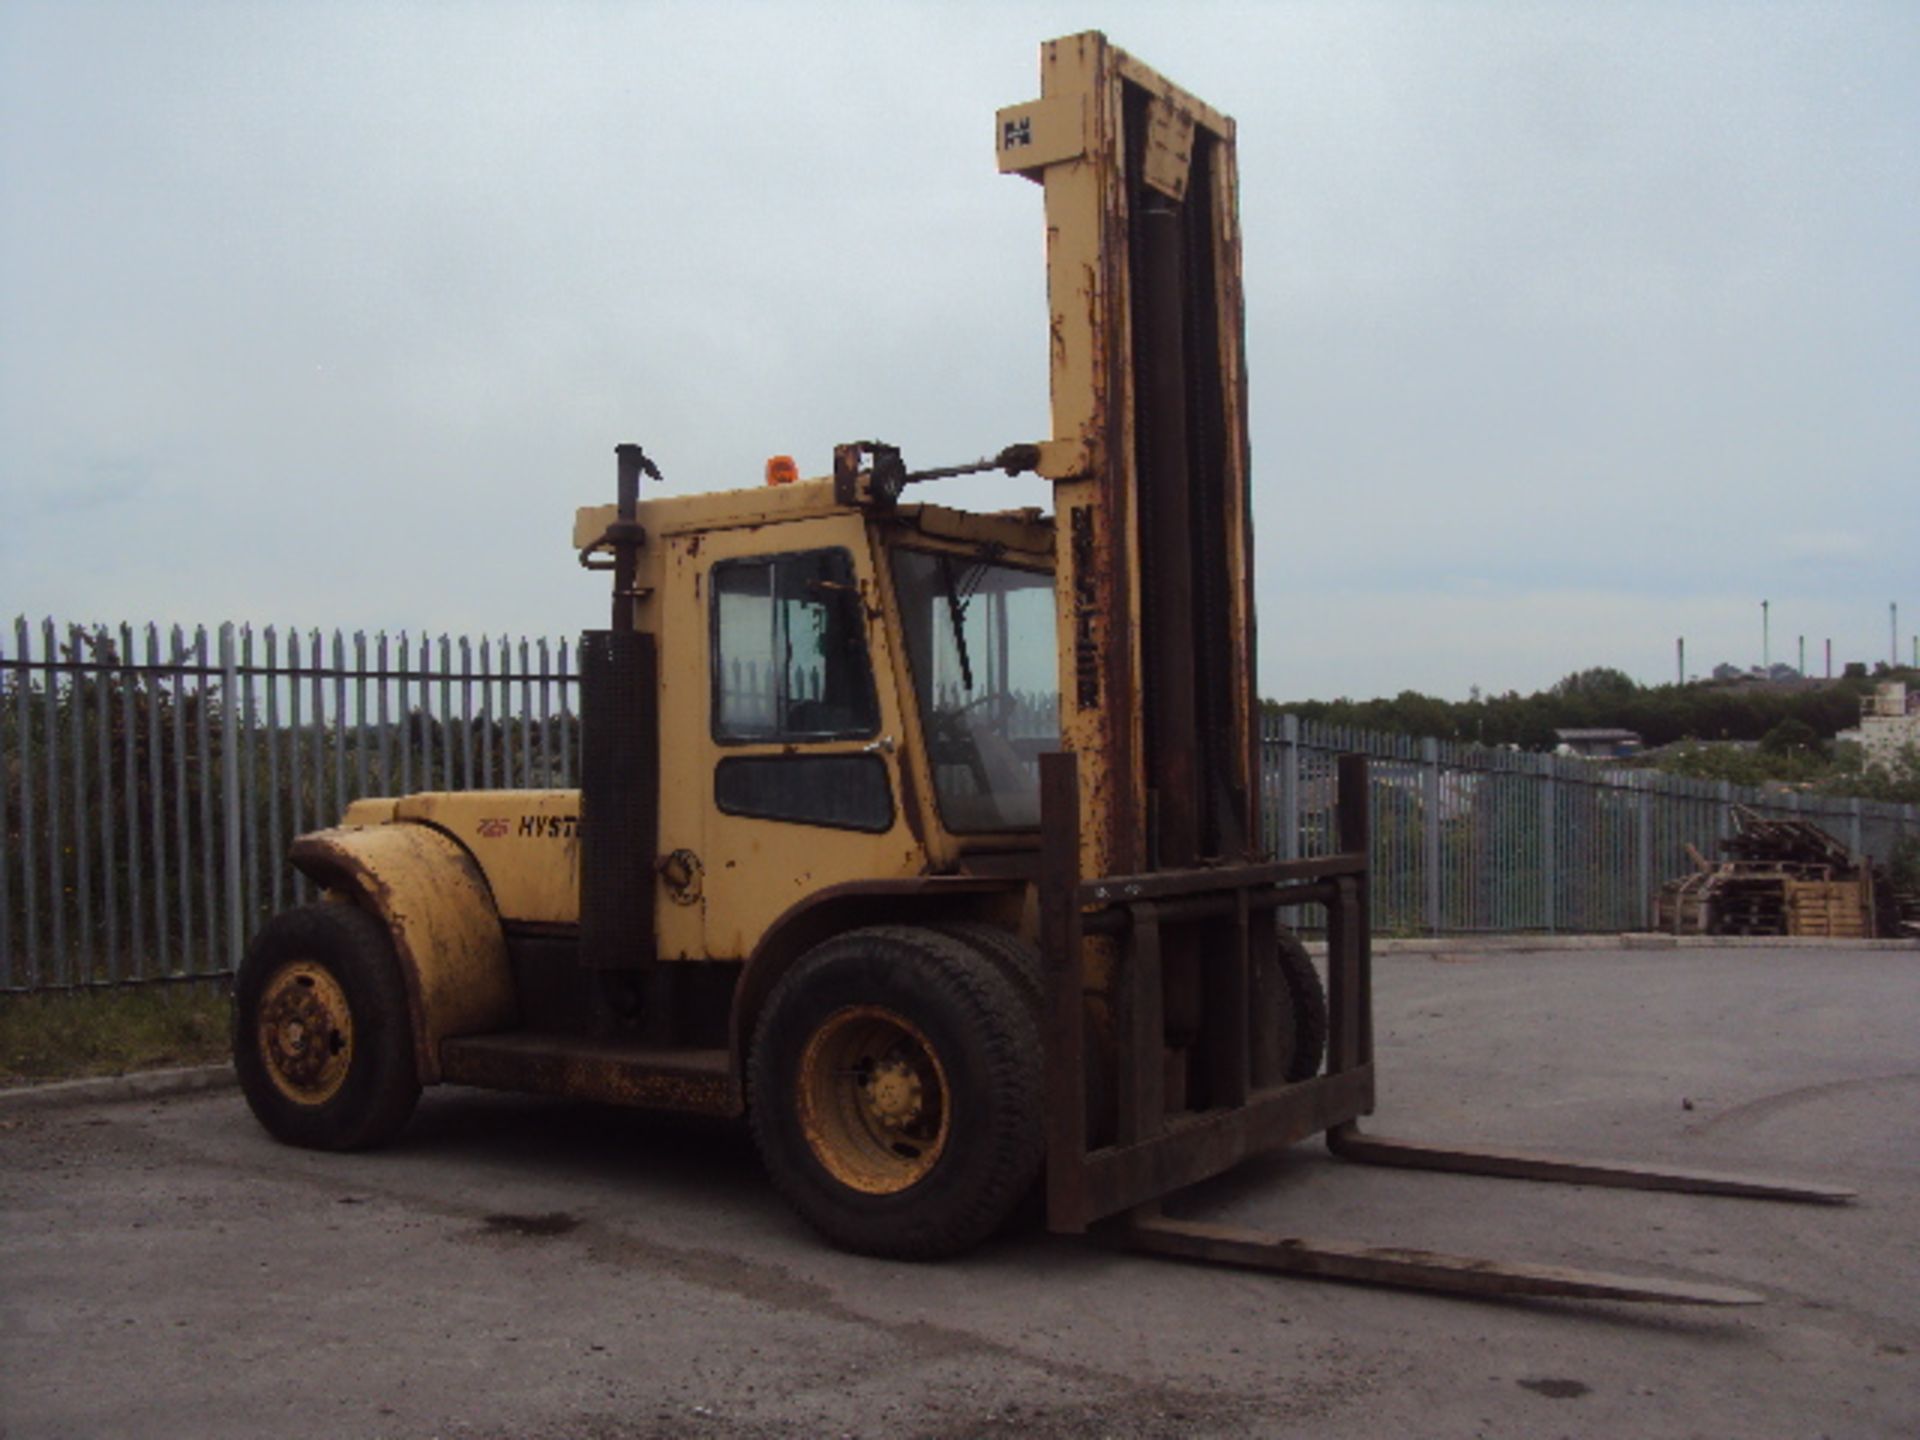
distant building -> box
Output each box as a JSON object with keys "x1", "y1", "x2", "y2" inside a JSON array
[
  {"x1": 1553, "y1": 727, "x2": 1643, "y2": 759},
  {"x1": 1835, "y1": 682, "x2": 1920, "y2": 767}
]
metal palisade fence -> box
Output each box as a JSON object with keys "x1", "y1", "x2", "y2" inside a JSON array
[
  {"x1": 1, "y1": 619, "x2": 580, "y2": 993},
  {"x1": 4, "y1": 618, "x2": 1919, "y2": 993},
  {"x1": 1261, "y1": 714, "x2": 1919, "y2": 936}
]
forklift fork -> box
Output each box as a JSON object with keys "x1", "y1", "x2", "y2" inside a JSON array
[
  {"x1": 1324, "y1": 1121, "x2": 1852, "y2": 1206},
  {"x1": 1038, "y1": 751, "x2": 1853, "y2": 1307}
]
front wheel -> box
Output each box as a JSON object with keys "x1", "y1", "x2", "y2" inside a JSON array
[
  {"x1": 748, "y1": 926, "x2": 1043, "y2": 1259},
  {"x1": 233, "y1": 902, "x2": 421, "y2": 1151},
  {"x1": 1252, "y1": 927, "x2": 1329, "y2": 1087}
]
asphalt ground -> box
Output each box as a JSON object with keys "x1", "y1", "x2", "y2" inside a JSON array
[{"x1": 2, "y1": 945, "x2": 1914, "y2": 1439}]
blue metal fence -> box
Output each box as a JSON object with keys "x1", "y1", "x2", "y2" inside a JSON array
[
  {"x1": 2, "y1": 619, "x2": 580, "y2": 992},
  {"x1": 1260, "y1": 714, "x2": 1918, "y2": 936}
]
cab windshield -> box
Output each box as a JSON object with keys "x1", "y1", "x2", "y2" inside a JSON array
[{"x1": 891, "y1": 548, "x2": 1059, "y2": 832}]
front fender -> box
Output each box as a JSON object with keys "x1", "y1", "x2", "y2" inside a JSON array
[{"x1": 290, "y1": 823, "x2": 517, "y2": 1083}]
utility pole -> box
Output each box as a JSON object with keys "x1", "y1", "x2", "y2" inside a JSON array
[
  {"x1": 1798, "y1": 635, "x2": 1805, "y2": 677},
  {"x1": 1762, "y1": 599, "x2": 1770, "y2": 672},
  {"x1": 1676, "y1": 636, "x2": 1684, "y2": 686},
  {"x1": 1894, "y1": 602, "x2": 1900, "y2": 668}
]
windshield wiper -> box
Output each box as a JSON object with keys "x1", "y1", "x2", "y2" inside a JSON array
[
  {"x1": 935, "y1": 547, "x2": 1009, "y2": 698},
  {"x1": 937, "y1": 553, "x2": 975, "y2": 692}
]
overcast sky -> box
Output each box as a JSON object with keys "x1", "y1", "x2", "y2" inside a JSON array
[{"x1": 3, "y1": 1, "x2": 1914, "y2": 700}]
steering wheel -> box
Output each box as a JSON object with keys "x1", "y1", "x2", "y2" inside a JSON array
[
  {"x1": 925, "y1": 692, "x2": 1012, "y2": 794},
  {"x1": 951, "y1": 690, "x2": 1012, "y2": 722},
  {"x1": 923, "y1": 704, "x2": 983, "y2": 773}
]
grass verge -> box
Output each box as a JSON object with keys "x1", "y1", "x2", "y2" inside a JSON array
[{"x1": 0, "y1": 983, "x2": 231, "y2": 1086}]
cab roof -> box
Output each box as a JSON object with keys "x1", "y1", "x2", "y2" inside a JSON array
[{"x1": 573, "y1": 478, "x2": 1054, "y2": 560}]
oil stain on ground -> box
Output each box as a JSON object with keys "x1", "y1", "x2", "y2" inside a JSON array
[
  {"x1": 1518, "y1": 1377, "x2": 1591, "y2": 1399},
  {"x1": 483, "y1": 1211, "x2": 581, "y2": 1237}
]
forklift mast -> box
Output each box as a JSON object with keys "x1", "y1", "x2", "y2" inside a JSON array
[{"x1": 999, "y1": 34, "x2": 1259, "y2": 884}]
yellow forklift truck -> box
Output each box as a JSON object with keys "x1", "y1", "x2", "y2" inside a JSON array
[{"x1": 235, "y1": 33, "x2": 1847, "y2": 1301}]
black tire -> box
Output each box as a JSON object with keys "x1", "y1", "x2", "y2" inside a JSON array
[
  {"x1": 1251, "y1": 927, "x2": 1328, "y2": 1086},
  {"x1": 747, "y1": 925, "x2": 1044, "y2": 1260},
  {"x1": 933, "y1": 920, "x2": 1116, "y2": 1148},
  {"x1": 233, "y1": 902, "x2": 421, "y2": 1151},
  {"x1": 1277, "y1": 929, "x2": 1329, "y2": 1082},
  {"x1": 929, "y1": 921, "x2": 1043, "y2": 1009}
]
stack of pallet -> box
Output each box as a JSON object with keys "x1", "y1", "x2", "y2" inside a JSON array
[
  {"x1": 1783, "y1": 881, "x2": 1872, "y2": 938},
  {"x1": 1654, "y1": 808, "x2": 1878, "y2": 939}
]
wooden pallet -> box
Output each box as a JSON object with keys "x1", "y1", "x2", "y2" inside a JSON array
[
  {"x1": 1784, "y1": 879, "x2": 1872, "y2": 939},
  {"x1": 1653, "y1": 812, "x2": 1889, "y2": 940},
  {"x1": 1654, "y1": 868, "x2": 1714, "y2": 934}
]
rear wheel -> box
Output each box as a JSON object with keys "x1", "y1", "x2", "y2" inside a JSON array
[
  {"x1": 233, "y1": 902, "x2": 421, "y2": 1151},
  {"x1": 748, "y1": 926, "x2": 1043, "y2": 1259}
]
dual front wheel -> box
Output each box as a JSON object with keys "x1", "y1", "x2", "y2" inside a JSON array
[
  {"x1": 748, "y1": 922, "x2": 1327, "y2": 1259},
  {"x1": 748, "y1": 926, "x2": 1045, "y2": 1260}
]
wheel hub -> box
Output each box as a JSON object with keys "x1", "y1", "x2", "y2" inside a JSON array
[
  {"x1": 258, "y1": 961, "x2": 354, "y2": 1104},
  {"x1": 797, "y1": 1006, "x2": 950, "y2": 1195},
  {"x1": 863, "y1": 1058, "x2": 924, "y2": 1129}
]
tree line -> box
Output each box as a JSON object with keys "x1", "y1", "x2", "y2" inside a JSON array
[
  {"x1": 1271, "y1": 665, "x2": 1910, "y2": 752},
  {"x1": 1269, "y1": 664, "x2": 1920, "y2": 806}
]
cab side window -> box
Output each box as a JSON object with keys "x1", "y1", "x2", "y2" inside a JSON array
[{"x1": 711, "y1": 548, "x2": 878, "y2": 742}]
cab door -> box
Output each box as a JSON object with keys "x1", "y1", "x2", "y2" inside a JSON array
[{"x1": 675, "y1": 518, "x2": 925, "y2": 960}]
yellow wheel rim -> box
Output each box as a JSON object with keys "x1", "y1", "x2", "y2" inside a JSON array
[
  {"x1": 257, "y1": 960, "x2": 355, "y2": 1105},
  {"x1": 797, "y1": 1005, "x2": 950, "y2": 1195}
]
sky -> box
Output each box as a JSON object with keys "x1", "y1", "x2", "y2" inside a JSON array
[{"x1": 2, "y1": 1, "x2": 1915, "y2": 701}]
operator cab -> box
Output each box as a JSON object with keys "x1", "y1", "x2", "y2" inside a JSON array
[{"x1": 573, "y1": 471, "x2": 1058, "y2": 961}]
